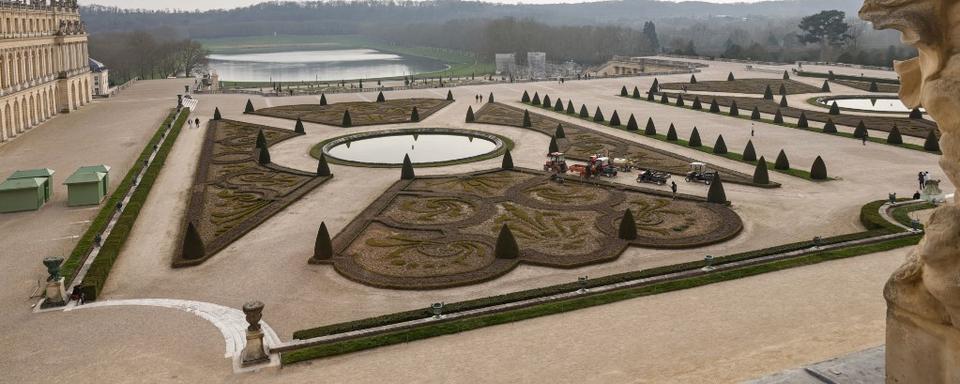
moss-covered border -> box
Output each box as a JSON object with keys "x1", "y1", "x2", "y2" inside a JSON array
[{"x1": 309, "y1": 128, "x2": 514, "y2": 168}]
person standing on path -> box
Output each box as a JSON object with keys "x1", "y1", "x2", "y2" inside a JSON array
[
  {"x1": 751, "y1": 123, "x2": 755, "y2": 137},
  {"x1": 479, "y1": 94, "x2": 483, "y2": 103},
  {"x1": 919, "y1": 171, "x2": 926, "y2": 190},
  {"x1": 671, "y1": 181, "x2": 678, "y2": 200},
  {"x1": 195, "y1": 118, "x2": 200, "y2": 128},
  {"x1": 862, "y1": 135, "x2": 867, "y2": 146}
]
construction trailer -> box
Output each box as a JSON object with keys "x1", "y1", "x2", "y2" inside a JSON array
[
  {"x1": 0, "y1": 169, "x2": 55, "y2": 213},
  {"x1": 64, "y1": 165, "x2": 111, "y2": 206}
]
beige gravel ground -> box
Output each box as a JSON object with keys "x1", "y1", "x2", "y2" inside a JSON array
[{"x1": 0, "y1": 58, "x2": 949, "y2": 383}]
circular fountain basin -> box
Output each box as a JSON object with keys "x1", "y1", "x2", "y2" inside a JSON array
[
  {"x1": 320, "y1": 128, "x2": 506, "y2": 167},
  {"x1": 818, "y1": 96, "x2": 922, "y2": 113}
]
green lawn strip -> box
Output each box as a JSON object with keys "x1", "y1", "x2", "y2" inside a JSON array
[
  {"x1": 621, "y1": 95, "x2": 937, "y2": 155},
  {"x1": 519, "y1": 100, "x2": 820, "y2": 181},
  {"x1": 803, "y1": 96, "x2": 912, "y2": 116},
  {"x1": 61, "y1": 109, "x2": 183, "y2": 285},
  {"x1": 891, "y1": 202, "x2": 935, "y2": 230},
  {"x1": 281, "y1": 234, "x2": 920, "y2": 365},
  {"x1": 794, "y1": 71, "x2": 900, "y2": 84},
  {"x1": 72, "y1": 108, "x2": 191, "y2": 301},
  {"x1": 292, "y1": 200, "x2": 901, "y2": 340}
]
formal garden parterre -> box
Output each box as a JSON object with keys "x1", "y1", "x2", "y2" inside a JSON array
[
  {"x1": 249, "y1": 97, "x2": 453, "y2": 127},
  {"x1": 658, "y1": 78, "x2": 822, "y2": 95}
]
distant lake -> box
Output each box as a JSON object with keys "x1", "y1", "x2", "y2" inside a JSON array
[{"x1": 207, "y1": 48, "x2": 448, "y2": 82}]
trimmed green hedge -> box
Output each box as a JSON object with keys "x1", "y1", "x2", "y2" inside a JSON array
[
  {"x1": 71, "y1": 108, "x2": 190, "y2": 300},
  {"x1": 795, "y1": 70, "x2": 900, "y2": 84}
]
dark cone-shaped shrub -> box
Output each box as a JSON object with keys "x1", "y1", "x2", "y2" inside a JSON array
[
  {"x1": 181, "y1": 221, "x2": 206, "y2": 260},
  {"x1": 675, "y1": 94, "x2": 685, "y2": 107},
  {"x1": 342, "y1": 110, "x2": 352, "y2": 127},
  {"x1": 821, "y1": 81, "x2": 831, "y2": 92},
  {"x1": 729, "y1": 100, "x2": 739, "y2": 117},
  {"x1": 779, "y1": 95, "x2": 788, "y2": 107},
  {"x1": 652, "y1": 78, "x2": 660, "y2": 91},
  {"x1": 542, "y1": 95, "x2": 551, "y2": 109},
  {"x1": 316, "y1": 153, "x2": 331, "y2": 176},
  {"x1": 594, "y1": 107, "x2": 605, "y2": 122},
  {"x1": 713, "y1": 135, "x2": 728, "y2": 154},
  {"x1": 727, "y1": 72, "x2": 735, "y2": 81},
  {"x1": 707, "y1": 174, "x2": 727, "y2": 204},
  {"x1": 774, "y1": 149, "x2": 790, "y2": 170},
  {"x1": 311, "y1": 222, "x2": 333, "y2": 262},
  {"x1": 290, "y1": 116, "x2": 304, "y2": 133},
  {"x1": 750, "y1": 106, "x2": 761, "y2": 120},
  {"x1": 494, "y1": 224, "x2": 520, "y2": 259},
  {"x1": 690, "y1": 74, "x2": 698, "y2": 84},
  {"x1": 376, "y1": 91, "x2": 386, "y2": 103},
  {"x1": 554, "y1": 99, "x2": 564, "y2": 112},
  {"x1": 410, "y1": 106, "x2": 420, "y2": 122},
  {"x1": 632, "y1": 86, "x2": 641, "y2": 98},
  {"x1": 828, "y1": 71, "x2": 836, "y2": 80},
  {"x1": 609, "y1": 111, "x2": 621, "y2": 126},
  {"x1": 446, "y1": 90, "x2": 454, "y2": 101},
  {"x1": 753, "y1": 156, "x2": 769, "y2": 185},
  {"x1": 692, "y1": 96, "x2": 702, "y2": 110},
  {"x1": 319, "y1": 93, "x2": 327, "y2": 106},
  {"x1": 244, "y1": 99, "x2": 255, "y2": 113},
  {"x1": 549, "y1": 136, "x2": 560, "y2": 154},
  {"x1": 853, "y1": 121, "x2": 868, "y2": 138},
  {"x1": 213, "y1": 107, "x2": 222, "y2": 120},
  {"x1": 660, "y1": 93, "x2": 670, "y2": 104},
  {"x1": 829, "y1": 101, "x2": 840, "y2": 115},
  {"x1": 400, "y1": 154, "x2": 415, "y2": 180},
  {"x1": 823, "y1": 119, "x2": 837, "y2": 134},
  {"x1": 779, "y1": 84, "x2": 787, "y2": 96},
  {"x1": 924, "y1": 129, "x2": 941, "y2": 152},
  {"x1": 763, "y1": 85, "x2": 774, "y2": 100},
  {"x1": 618, "y1": 209, "x2": 638, "y2": 240},
  {"x1": 522, "y1": 109, "x2": 532, "y2": 127},
  {"x1": 521, "y1": 90, "x2": 530, "y2": 103},
  {"x1": 743, "y1": 140, "x2": 757, "y2": 162},
  {"x1": 626, "y1": 115, "x2": 639, "y2": 131},
  {"x1": 579, "y1": 104, "x2": 589, "y2": 118},
  {"x1": 258, "y1": 146, "x2": 271, "y2": 165},
  {"x1": 810, "y1": 156, "x2": 828, "y2": 180},
  {"x1": 689, "y1": 127, "x2": 702, "y2": 147},
  {"x1": 647, "y1": 91, "x2": 655, "y2": 101},
  {"x1": 489, "y1": 92, "x2": 495, "y2": 103},
  {"x1": 783, "y1": 70, "x2": 790, "y2": 80},
  {"x1": 773, "y1": 109, "x2": 784, "y2": 124},
  {"x1": 709, "y1": 99, "x2": 720, "y2": 113},
  {"x1": 567, "y1": 101, "x2": 575, "y2": 114},
  {"x1": 465, "y1": 106, "x2": 475, "y2": 123},
  {"x1": 501, "y1": 149, "x2": 514, "y2": 170},
  {"x1": 887, "y1": 125, "x2": 903, "y2": 144},
  {"x1": 869, "y1": 81, "x2": 879, "y2": 92},
  {"x1": 255, "y1": 129, "x2": 267, "y2": 149},
  {"x1": 555, "y1": 123, "x2": 566, "y2": 138},
  {"x1": 910, "y1": 108, "x2": 923, "y2": 119},
  {"x1": 644, "y1": 118, "x2": 657, "y2": 136},
  {"x1": 531, "y1": 92, "x2": 541, "y2": 105},
  {"x1": 797, "y1": 112, "x2": 809, "y2": 128},
  {"x1": 621, "y1": 86, "x2": 629, "y2": 96},
  {"x1": 666, "y1": 124, "x2": 678, "y2": 141}
]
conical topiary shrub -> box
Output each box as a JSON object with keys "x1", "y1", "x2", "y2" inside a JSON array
[
  {"x1": 763, "y1": 85, "x2": 774, "y2": 100},
  {"x1": 465, "y1": 106, "x2": 475, "y2": 123},
  {"x1": 618, "y1": 209, "x2": 638, "y2": 240},
  {"x1": 689, "y1": 127, "x2": 702, "y2": 147},
  {"x1": 774, "y1": 149, "x2": 790, "y2": 170},
  {"x1": 853, "y1": 121, "x2": 868, "y2": 138},
  {"x1": 778, "y1": 84, "x2": 787, "y2": 96},
  {"x1": 644, "y1": 118, "x2": 657, "y2": 136},
  {"x1": 647, "y1": 90, "x2": 656, "y2": 101},
  {"x1": 676, "y1": 94, "x2": 685, "y2": 107},
  {"x1": 593, "y1": 107, "x2": 605, "y2": 122},
  {"x1": 531, "y1": 92, "x2": 541, "y2": 105},
  {"x1": 713, "y1": 135, "x2": 728, "y2": 154},
  {"x1": 244, "y1": 99, "x2": 255, "y2": 113},
  {"x1": 828, "y1": 71, "x2": 836, "y2": 81},
  {"x1": 311, "y1": 222, "x2": 333, "y2": 262},
  {"x1": 376, "y1": 91, "x2": 386, "y2": 103},
  {"x1": 181, "y1": 221, "x2": 206, "y2": 260},
  {"x1": 342, "y1": 110, "x2": 352, "y2": 127},
  {"x1": 692, "y1": 96, "x2": 702, "y2": 110},
  {"x1": 494, "y1": 224, "x2": 520, "y2": 259},
  {"x1": 729, "y1": 100, "x2": 739, "y2": 117},
  {"x1": 554, "y1": 99, "x2": 564, "y2": 112},
  {"x1": 549, "y1": 136, "x2": 559, "y2": 154},
  {"x1": 626, "y1": 115, "x2": 639, "y2": 131},
  {"x1": 743, "y1": 140, "x2": 757, "y2": 162},
  {"x1": 821, "y1": 81, "x2": 831, "y2": 92},
  {"x1": 501, "y1": 149, "x2": 514, "y2": 170},
  {"x1": 401, "y1": 154, "x2": 415, "y2": 180},
  {"x1": 446, "y1": 90, "x2": 454, "y2": 101},
  {"x1": 924, "y1": 129, "x2": 940, "y2": 151},
  {"x1": 255, "y1": 129, "x2": 267, "y2": 149},
  {"x1": 660, "y1": 93, "x2": 670, "y2": 104},
  {"x1": 783, "y1": 70, "x2": 790, "y2": 80},
  {"x1": 213, "y1": 107, "x2": 222, "y2": 120},
  {"x1": 621, "y1": 86, "x2": 629, "y2": 97},
  {"x1": 258, "y1": 146, "x2": 271, "y2": 165},
  {"x1": 542, "y1": 95, "x2": 552, "y2": 109},
  {"x1": 887, "y1": 125, "x2": 903, "y2": 144},
  {"x1": 753, "y1": 156, "x2": 769, "y2": 185},
  {"x1": 609, "y1": 111, "x2": 621, "y2": 126},
  {"x1": 690, "y1": 74, "x2": 698, "y2": 84},
  {"x1": 869, "y1": 81, "x2": 879, "y2": 92},
  {"x1": 823, "y1": 119, "x2": 837, "y2": 134},
  {"x1": 829, "y1": 101, "x2": 840, "y2": 115},
  {"x1": 667, "y1": 124, "x2": 678, "y2": 141},
  {"x1": 295, "y1": 117, "x2": 305, "y2": 134},
  {"x1": 521, "y1": 90, "x2": 530, "y2": 103},
  {"x1": 727, "y1": 72, "x2": 735, "y2": 81},
  {"x1": 319, "y1": 93, "x2": 327, "y2": 106},
  {"x1": 797, "y1": 112, "x2": 809, "y2": 128},
  {"x1": 555, "y1": 123, "x2": 566, "y2": 138},
  {"x1": 810, "y1": 156, "x2": 828, "y2": 180},
  {"x1": 522, "y1": 109, "x2": 532, "y2": 127},
  {"x1": 489, "y1": 92, "x2": 495, "y2": 103},
  {"x1": 567, "y1": 101, "x2": 575, "y2": 114},
  {"x1": 411, "y1": 106, "x2": 420, "y2": 122},
  {"x1": 709, "y1": 99, "x2": 720, "y2": 113},
  {"x1": 652, "y1": 78, "x2": 660, "y2": 91},
  {"x1": 751, "y1": 106, "x2": 761, "y2": 120},
  {"x1": 707, "y1": 174, "x2": 727, "y2": 204},
  {"x1": 779, "y1": 95, "x2": 788, "y2": 107},
  {"x1": 910, "y1": 108, "x2": 923, "y2": 119},
  {"x1": 773, "y1": 109, "x2": 784, "y2": 124},
  {"x1": 579, "y1": 105, "x2": 589, "y2": 118},
  {"x1": 632, "y1": 86, "x2": 641, "y2": 98},
  {"x1": 317, "y1": 153, "x2": 331, "y2": 176}
]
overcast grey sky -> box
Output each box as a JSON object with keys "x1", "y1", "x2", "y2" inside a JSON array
[{"x1": 81, "y1": 0, "x2": 768, "y2": 11}]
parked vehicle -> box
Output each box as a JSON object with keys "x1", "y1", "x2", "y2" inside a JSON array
[
  {"x1": 636, "y1": 169, "x2": 671, "y2": 185},
  {"x1": 685, "y1": 162, "x2": 717, "y2": 185}
]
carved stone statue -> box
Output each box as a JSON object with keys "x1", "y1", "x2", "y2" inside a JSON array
[{"x1": 860, "y1": 1, "x2": 960, "y2": 382}]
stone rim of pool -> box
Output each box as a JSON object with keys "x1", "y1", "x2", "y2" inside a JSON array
[
  {"x1": 815, "y1": 95, "x2": 923, "y2": 114},
  {"x1": 317, "y1": 128, "x2": 509, "y2": 168}
]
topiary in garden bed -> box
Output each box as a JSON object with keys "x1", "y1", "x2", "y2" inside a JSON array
[
  {"x1": 310, "y1": 222, "x2": 333, "y2": 263},
  {"x1": 778, "y1": 84, "x2": 787, "y2": 96},
  {"x1": 542, "y1": 95, "x2": 552, "y2": 109},
  {"x1": 342, "y1": 110, "x2": 352, "y2": 127},
  {"x1": 751, "y1": 106, "x2": 761, "y2": 120},
  {"x1": 319, "y1": 93, "x2": 328, "y2": 106},
  {"x1": 554, "y1": 99, "x2": 564, "y2": 112},
  {"x1": 676, "y1": 94, "x2": 685, "y2": 107},
  {"x1": 633, "y1": 86, "x2": 641, "y2": 98},
  {"x1": 647, "y1": 91, "x2": 655, "y2": 102},
  {"x1": 924, "y1": 129, "x2": 940, "y2": 151},
  {"x1": 609, "y1": 111, "x2": 621, "y2": 127},
  {"x1": 214, "y1": 107, "x2": 222, "y2": 120},
  {"x1": 580, "y1": 104, "x2": 589, "y2": 118},
  {"x1": 869, "y1": 81, "x2": 879, "y2": 92},
  {"x1": 621, "y1": 86, "x2": 629, "y2": 97},
  {"x1": 567, "y1": 101, "x2": 575, "y2": 114},
  {"x1": 779, "y1": 95, "x2": 788, "y2": 107},
  {"x1": 689, "y1": 127, "x2": 702, "y2": 147},
  {"x1": 411, "y1": 106, "x2": 420, "y2": 122},
  {"x1": 181, "y1": 222, "x2": 206, "y2": 261},
  {"x1": 295, "y1": 117, "x2": 305, "y2": 134},
  {"x1": 887, "y1": 125, "x2": 903, "y2": 144},
  {"x1": 829, "y1": 101, "x2": 840, "y2": 115},
  {"x1": 763, "y1": 85, "x2": 774, "y2": 100},
  {"x1": 256, "y1": 129, "x2": 267, "y2": 149},
  {"x1": 753, "y1": 157, "x2": 769, "y2": 185},
  {"x1": 743, "y1": 140, "x2": 757, "y2": 162},
  {"x1": 667, "y1": 124, "x2": 678, "y2": 141},
  {"x1": 489, "y1": 93, "x2": 495, "y2": 103},
  {"x1": 773, "y1": 109, "x2": 784, "y2": 124},
  {"x1": 644, "y1": 118, "x2": 657, "y2": 136},
  {"x1": 523, "y1": 109, "x2": 532, "y2": 127},
  {"x1": 466, "y1": 106, "x2": 475, "y2": 123},
  {"x1": 660, "y1": 93, "x2": 670, "y2": 104},
  {"x1": 619, "y1": 209, "x2": 638, "y2": 240},
  {"x1": 495, "y1": 224, "x2": 520, "y2": 259},
  {"x1": 594, "y1": 107, "x2": 605, "y2": 122},
  {"x1": 245, "y1": 99, "x2": 255, "y2": 113},
  {"x1": 401, "y1": 154, "x2": 415, "y2": 180},
  {"x1": 821, "y1": 81, "x2": 831, "y2": 92},
  {"x1": 521, "y1": 91, "x2": 530, "y2": 103},
  {"x1": 531, "y1": 92, "x2": 541, "y2": 105},
  {"x1": 823, "y1": 119, "x2": 837, "y2": 134},
  {"x1": 713, "y1": 135, "x2": 728, "y2": 154},
  {"x1": 555, "y1": 123, "x2": 566, "y2": 138},
  {"x1": 549, "y1": 136, "x2": 559, "y2": 154},
  {"x1": 797, "y1": 112, "x2": 809, "y2": 128},
  {"x1": 690, "y1": 74, "x2": 698, "y2": 84},
  {"x1": 774, "y1": 150, "x2": 790, "y2": 170},
  {"x1": 709, "y1": 99, "x2": 720, "y2": 113},
  {"x1": 729, "y1": 100, "x2": 739, "y2": 117},
  {"x1": 727, "y1": 72, "x2": 735, "y2": 81},
  {"x1": 317, "y1": 154, "x2": 331, "y2": 176},
  {"x1": 783, "y1": 70, "x2": 790, "y2": 80},
  {"x1": 810, "y1": 156, "x2": 828, "y2": 180},
  {"x1": 910, "y1": 108, "x2": 923, "y2": 119},
  {"x1": 626, "y1": 115, "x2": 639, "y2": 131},
  {"x1": 447, "y1": 90, "x2": 454, "y2": 101},
  {"x1": 377, "y1": 91, "x2": 386, "y2": 103},
  {"x1": 853, "y1": 121, "x2": 868, "y2": 138},
  {"x1": 692, "y1": 96, "x2": 702, "y2": 110},
  {"x1": 707, "y1": 174, "x2": 727, "y2": 204},
  {"x1": 501, "y1": 149, "x2": 514, "y2": 170},
  {"x1": 258, "y1": 146, "x2": 271, "y2": 165}
]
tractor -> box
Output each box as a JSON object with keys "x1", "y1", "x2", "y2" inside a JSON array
[
  {"x1": 544, "y1": 152, "x2": 568, "y2": 181},
  {"x1": 685, "y1": 162, "x2": 717, "y2": 185},
  {"x1": 591, "y1": 156, "x2": 618, "y2": 178}
]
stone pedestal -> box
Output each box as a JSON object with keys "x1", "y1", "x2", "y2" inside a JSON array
[
  {"x1": 240, "y1": 301, "x2": 269, "y2": 367},
  {"x1": 886, "y1": 309, "x2": 960, "y2": 383},
  {"x1": 41, "y1": 277, "x2": 67, "y2": 309}
]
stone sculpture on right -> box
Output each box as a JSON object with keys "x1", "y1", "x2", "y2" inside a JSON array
[{"x1": 859, "y1": 1, "x2": 960, "y2": 382}]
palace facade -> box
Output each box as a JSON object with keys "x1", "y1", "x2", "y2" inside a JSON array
[{"x1": 0, "y1": 0, "x2": 92, "y2": 143}]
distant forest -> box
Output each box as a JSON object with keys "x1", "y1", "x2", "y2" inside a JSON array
[{"x1": 81, "y1": 0, "x2": 914, "y2": 83}]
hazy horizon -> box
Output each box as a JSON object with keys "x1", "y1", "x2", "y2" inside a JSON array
[{"x1": 82, "y1": 0, "x2": 772, "y2": 11}]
